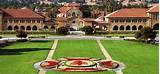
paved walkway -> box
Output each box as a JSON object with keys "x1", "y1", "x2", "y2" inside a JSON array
[
  {"x1": 97, "y1": 40, "x2": 112, "y2": 60},
  {"x1": 38, "y1": 40, "x2": 59, "y2": 74},
  {"x1": 97, "y1": 40, "x2": 123, "y2": 74}
]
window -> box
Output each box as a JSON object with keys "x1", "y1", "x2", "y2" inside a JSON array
[
  {"x1": 9, "y1": 20, "x2": 13, "y2": 23},
  {"x1": 113, "y1": 25, "x2": 118, "y2": 30},
  {"x1": 27, "y1": 20, "x2": 31, "y2": 23},
  {"x1": 32, "y1": 26, "x2": 37, "y2": 30},
  {"x1": 126, "y1": 25, "x2": 131, "y2": 30},
  {"x1": 44, "y1": 26, "x2": 48, "y2": 30},
  {"x1": 143, "y1": 19, "x2": 146, "y2": 22},
  {"x1": 132, "y1": 25, "x2": 137, "y2": 30},
  {"x1": 32, "y1": 20, "x2": 35, "y2": 23},
  {"x1": 132, "y1": 19, "x2": 137, "y2": 22},
  {"x1": 37, "y1": 20, "x2": 40, "y2": 23},
  {"x1": 138, "y1": 25, "x2": 143, "y2": 30},
  {"x1": 72, "y1": 12, "x2": 76, "y2": 17},
  {"x1": 20, "y1": 20, "x2": 25, "y2": 23},
  {"x1": 14, "y1": 20, "x2": 19, "y2": 23},
  {"x1": 120, "y1": 26, "x2": 124, "y2": 30},
  {"x1": 126, "y1": 19, "x2": 131, "y2": 22},
  {"x1": 20, "y1": 26, "x2": 25, "y2": 30},
  {"x1": 115, "y1": 20, "x2": 119, "y2": 23},
  {"x1": 26, "y1": 26, "x2": 31, "y2": 30},
  {"x1": 138, "y1": 19, "x2": 142, "y2": 22},
  {"x1": 153, "y1": 23, "x2": 159, "y2": 30},
  {"x1": 120, "y1": 20, "x2": 124, "y2": 22},
  {"x1": 14, "y1": 26, "x2": 19, "y2": 30},
  {"x1": 8, "y1": 26, "x2": 12, "y2": 30}
]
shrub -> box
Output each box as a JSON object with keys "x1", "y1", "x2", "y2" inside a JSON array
[
  {"x1": 57, "y1": 27, "x2": 69, "y2": 35},
  {"x1": 16, "y1": 39, "x2": 28, "y2": 42},
  {"x1": 81, "y1": 26, "x2": 94, "y2": 35},
  {"x1": 135, "y1": 27, "x2": 157, "y2": 42},
  {"x1": 16, "y1": 30, "x2": 27, "y2": 38}
]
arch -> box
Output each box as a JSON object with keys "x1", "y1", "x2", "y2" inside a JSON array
[
  {"x1": 8, "y1": 26, "x2": 12, "y2": 30},
  {"x1": 44, "y1": 26, "x2": 48, "y2": 30},
  {"x1": 14, "y1": 26, "x2": 19, "y2": 30},
  {"x1": 20, "y1": 26, "x2": 25, "y2": 30},
  {"x1": 126, "y1": 25, "x2": 131, "y2": 30},
  {"x1": 119, "y1": 25, "x2": 124, "y2": 30},
  {"x1": 26, "y1": 26, "x2": 31, "y2": 30},
  {"x1": 32, "y1": 26, "x2": 37, "y2": 31},
  {"x1": 113, "y1": 25, "x2": 118, "y2": 30},
  {"x1": 132, "y1": 25, "x2": 137, "y2": 30},
  {"x1": 72, "y1": 12, "x2": 76, "y2": 16},
  {"x1": 50, "y1": 26, "x2": 55, "y2": 29},
  {"x1": 138, "y1": 25, "x2": 143, "y2": 30},
  {"x1": 72, "y1": 21, "x2": 76, "y2": 23},
  {"x1": 153, "y1": 23, "x2": 159, "y2": 30}
]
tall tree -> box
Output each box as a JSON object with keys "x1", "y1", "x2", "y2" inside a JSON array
[{"x1": 103, "y1": 0, "x2": 117, "y2": 12}]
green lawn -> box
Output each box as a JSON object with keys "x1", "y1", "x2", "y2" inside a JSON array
[
  {"x1": 0, "y1": 41, "x2": 53, "y2": 74},
  {"x1": 101, "y1": 40, "x2": 159, "y2": 74},
  {"x1": 47, "y1": 40, "x2": 114, "y2": 74}
]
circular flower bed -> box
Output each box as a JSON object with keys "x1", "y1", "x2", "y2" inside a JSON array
[
  {"x1": 40, "y1": 60, "x2": 60, "y2": 69},
  {"x1": 34, "y1": 58, "x2": 124, "y2": 72},
  {"x1": 65, "y1": 60, "x2": 96, "y2": 67},
  {"x1": 99, "y1": 60, "x2": 119, "y2": 69}
]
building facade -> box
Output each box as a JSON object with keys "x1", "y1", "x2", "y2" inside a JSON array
[
  {"x1": 105, "y1": 5, "x2": 159, "y2": 32},
  {"x1": 0, "y1": 8, "x2": 55, "y2": 31},
  {"x1": 55, "y1": 2, "x2": 83, "y2": 30}
]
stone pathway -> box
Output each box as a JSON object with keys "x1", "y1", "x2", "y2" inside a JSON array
[
  {"x1": 38, "y1": 39, "x2": 59, "y2": 74},
  {"x1": 97, "y1": 40, "x2": 124, "y2": 74}
]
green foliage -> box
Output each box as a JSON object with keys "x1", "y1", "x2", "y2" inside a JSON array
[
  {"x1": 16, "y1": 30, "x2": 27, "y2": 38},
  {"x1": 57, "y1": 27, "x2": 69, "y2": 35},
  {"x1": 102, "y1": 0, "x2": 121, "y2": 12},
  {"x1": 80, "y1": 5, "x2": 92, "y2": 18},
  {"x1": 81, "y1": 26, "x2": 94, "y2": 35},
  {"x1": 135, "y1": 27, "x2": 157, "y2": 41}
]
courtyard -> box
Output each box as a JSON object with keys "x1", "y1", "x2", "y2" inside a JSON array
[{"x1": 0, "y1": 39, "x2": 158, "y2": 74}]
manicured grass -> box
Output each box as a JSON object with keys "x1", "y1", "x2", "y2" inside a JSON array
[
  {"x1": 47, "y1": 40, "x2": 114, "y2": 74},
  {"x1": 101, "y1": 40, "x2": 159, "y2": 74},
  {"x1": 53, "y1": 40, "x2": 105, "y2": 59},
  {"x1": 0, "y1": 41, "x2": 53, "y2": 74}
]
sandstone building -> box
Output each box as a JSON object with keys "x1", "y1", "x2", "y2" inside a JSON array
[
  {"x1": 0, "y1": 8, "x2": 55, "y2": 31},
  {"x1": 105, "y1": 4, "x2": 159, "y2": 32}
]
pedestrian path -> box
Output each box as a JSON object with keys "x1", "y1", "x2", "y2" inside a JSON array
[
  {"x1": 97, "y1": 40, "x2": 112, "y2": 60},
  {"x1": 38, "y1": 40, "x2": 59, "y2": 74},
  {"x1": 97, "y1": 40, "x2": 123, "y2": 74}
]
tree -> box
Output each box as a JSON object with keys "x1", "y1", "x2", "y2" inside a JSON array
[
  {"x1": 81, "y1": 26, "x2": 94, "y2": 35},
  {"x1": 80, "y1": 5, "x2": 91, "y2": 18},
  {"x1": 57, "y1": 26, "x2": 69, "y2": 35},
  {"x1": 103, "y1": 0, "x2": 117, "y2": 12},
  {"x1": 16, "y1": 30, "x2": 28, "y2": 38},
  {"x1": 135, "y1": 27, "x2": 157, "y2": 42}
]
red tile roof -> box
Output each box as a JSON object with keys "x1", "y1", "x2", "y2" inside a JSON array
[
  {"x1": 147, "y1": 5, "x2": 159, "y2": 13},
  {"x1": 1, "y1": 9, "x2": 44, "y2": 19},
  {"x1": 106, "y1": 8, "x2": 149, "y2": 18},
  {"x1": 58, "y1": 7, "x2": 72, "y2": 13},
  {"x1": 59, "y1": 3, "x2": 80, "y2": 13}
]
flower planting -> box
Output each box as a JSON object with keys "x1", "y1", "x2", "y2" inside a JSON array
[{"x1": 34, "y1": 57, "x2": 123, "y2": 72}]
